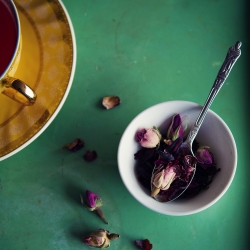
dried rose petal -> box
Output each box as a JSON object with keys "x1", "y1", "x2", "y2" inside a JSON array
[
  {"x1": 83, "y1": 229, "x2": 120, "y2": 248},
  {"x1": 102, "y1": 96, "x2": 120, "y2": 109},
  {"x1": 84, "y1": 150, "x2": 97, "y2": 161},
  {"x1": 135, "y1": 239, "x2": 153, "y2": 250},
  {"x1": 62, "y1": 138, "x2": 84, "y2": 152}
]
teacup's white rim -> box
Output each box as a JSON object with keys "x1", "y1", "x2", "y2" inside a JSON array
[
  {"x1": 0, "y1": 0, "x2": 77, "y2": 161},
  {"x1": 0, "y1": 0, "x2": 21, "y2": 79},
  {"x1": 117, "y1": 100, "x2": 237, "y2": 216}
]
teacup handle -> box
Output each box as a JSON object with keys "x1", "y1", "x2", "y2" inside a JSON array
[{"x1": 1, "y1": 77, "x2": 36, "y2": 106}]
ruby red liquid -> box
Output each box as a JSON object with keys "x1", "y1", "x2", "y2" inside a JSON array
[{"x1": 0, "y1": 0, "x2": 18, "y2": 76}]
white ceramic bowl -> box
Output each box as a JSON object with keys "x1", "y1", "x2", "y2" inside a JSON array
[{"x1": 118, "y1": 101, "x2": 237, "y2": 216}]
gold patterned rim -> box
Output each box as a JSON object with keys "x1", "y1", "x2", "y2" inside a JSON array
[{"x1": 0, "y1": 0, "x2": 76, "y2": 160}]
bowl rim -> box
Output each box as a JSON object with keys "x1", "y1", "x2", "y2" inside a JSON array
[{"x1": 117, "y1": 100, "x2": 237, "y2": 216}]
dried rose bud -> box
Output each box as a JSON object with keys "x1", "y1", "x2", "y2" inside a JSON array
[
  {"x1": 62, "y1": 138, "x2": 84, "y2": 152},
  {"x1": 82, "y1": 229, "x2": 120, "y2": 249},
  {"x1": 80, "y1": 190, "x2": 108, "y2": 224},
  {"x1": 151, "y1": 165, "x2": 176, "y2": 197},
  {"x1": 84, "y1": 150, "x2": 97, "y2": 161},
  {"x1": 195, "y1": 146, "x2": 214, "y2": 168},
  {"x1": 167, "y1": 114, "x2": 187, "y2": 141},
  {"x1": 136, "y1": 127, "x2": 161, "y2": 148},
  {"x1": 102, "y1": 96, "x2": 120, "y2": 109},
  {"x1": 135, "y1": 239, "x2": 153, "y2": 250}
]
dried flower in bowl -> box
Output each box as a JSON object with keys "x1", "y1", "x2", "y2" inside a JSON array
[
  {"x1": 134, "y1": 239, "x2": 153, "y2": 250},
  {"x1": 62, "y1": 138, "x2": 84, "y2": 152},
  {"x1": 151, "y1": 164, "x2": 176, "y2": 197},
  {"x1": 136, "y1": 127, "x2": 161, "y2": 148},
  {"x1": 82, "y1": 229, "x2": 120, "y2": 248},
  {"x1": 102, "y1": 96, "x2": 120, "y2": 109},
  {"x1": 167, "y1": 113, "x2": 187, "y2": 141},
  {"x1": 80, "y1": 190, "x2": 108, "y2": 224},
  {"x1": 134, "y1": 113, "x2": 220, "y2": 202},
  {"x1": 195, "y1": 146, "x2": 214, "y2": 168}
]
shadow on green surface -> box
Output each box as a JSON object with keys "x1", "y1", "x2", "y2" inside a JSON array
[{"x1": 64, "y1": 179, "x2": 86, "y2": 207}]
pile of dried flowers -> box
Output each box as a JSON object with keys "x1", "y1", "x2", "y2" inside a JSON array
[{"x1": 135, "y1": 114, "x2": 220, "y2": 202}]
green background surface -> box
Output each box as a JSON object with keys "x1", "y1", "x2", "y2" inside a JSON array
[{"x1": 1, "y1": 0, "x2": 249, "y2": 249}]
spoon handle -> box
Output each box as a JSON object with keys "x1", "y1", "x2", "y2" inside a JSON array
[{"x1": 185, "y1": 41, "x2": 242, "y2": 145}]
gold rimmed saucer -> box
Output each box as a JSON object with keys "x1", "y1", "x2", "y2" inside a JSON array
[{"x1": 0, "y1": 0, "x2": 76, "y2": 160}]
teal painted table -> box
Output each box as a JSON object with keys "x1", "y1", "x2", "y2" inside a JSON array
[{"x1": 1, "y1": 0, "x2": 249, "y2": 249}]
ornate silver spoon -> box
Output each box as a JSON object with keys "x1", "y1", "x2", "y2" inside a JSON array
[{"x1": 151, "y1": 41, "x2": 242, "y2": 203}]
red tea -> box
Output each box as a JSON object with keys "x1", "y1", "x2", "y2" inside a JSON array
[{"x1": 0, "y1": 0, "x2": 18, "y2": 76}]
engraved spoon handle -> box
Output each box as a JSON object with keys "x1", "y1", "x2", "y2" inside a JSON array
[{"x1": 185, "y1": 41, "x2": 242, "y2": 146}]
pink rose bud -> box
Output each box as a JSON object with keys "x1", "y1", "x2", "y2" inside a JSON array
[
  {"x1": 136, "y1": 127, "x2": 161, "y2": 148},
  {"x1": 80, "y1": 190, "x2": 108, "y2": 224},
  {"x1": 195, "y1": 146, "x2": 214, "y2": 168},
  {"x1": 82, "y1": 229, "x2": 120, "y2": 248},
  {"x1": 151, "y1": 165, "x2": 176, "y2": 197},
  {"x1": 167, "y1": 114, "x2": 187, "y2": 141}
]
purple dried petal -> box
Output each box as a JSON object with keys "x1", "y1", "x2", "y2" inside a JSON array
[
  {"x1": 63, "y1": 138, "x2": 84, "y2": 152},
  {"x1": 84, "y1": 150, "x2": 97, "y2": 161},
  {"x1": 135, "y1": 239, "x2": 153, "y2": 250}
]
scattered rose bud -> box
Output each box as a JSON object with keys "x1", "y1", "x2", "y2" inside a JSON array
[
  {"x1": 84, "y1": 150, "x2": 97, "y2": 161},
  {"x1": 167, "y1": 114, "x2": 187, "y2": 141},
  {"x1": 195, "y1": 146, "x2": 214, "y2": 168},
  {"x1": 62, "y1": 138, "x2": 84, "y2": 152},
  {"x1": 151, "y1": 165, "x2": 176, "y2": 197},
  {"x1": 80, "y1": 190, "x2": 108, "y2": 224},
  {"x1": 102, "y1": 96, "x2": 120, "y2": 109},
  {"x1": 136, "y1": 127, "x2": 161, "y2": 148},
  {"x1": 134, "y1": 239, "x2": 153, "y2": 250},
  {"x1": 82, "y1": 229, "x2": 120, "y2": 249}
]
